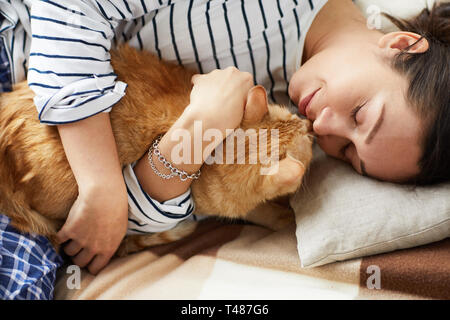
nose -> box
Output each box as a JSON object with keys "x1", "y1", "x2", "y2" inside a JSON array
[
  {"x1": 312, "y1": 106, "x2": 335, "y2": 136},
  {"x1": 312, "y1": 106, "x2": 351, "y2": 138}
]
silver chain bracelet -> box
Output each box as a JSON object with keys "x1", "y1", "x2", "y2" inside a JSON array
[{"x1": 148, "y1": 134, "x2": 201, "y2": 182}]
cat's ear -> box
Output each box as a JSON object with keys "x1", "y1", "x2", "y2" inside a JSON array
[
  {"x1": 262, "y1": 154, "x2": 306, "y2": 197},
  {"x1": 242, "y1": 85, "x2": 268, "y2": 125}
]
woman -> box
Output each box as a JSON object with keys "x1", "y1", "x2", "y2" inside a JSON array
[
  {"x1": 0, "y1": 0, "x2": 448, "y2": 299},
  {"x1": 291, "y1": 0, "x2": 450, "y2": 184}
]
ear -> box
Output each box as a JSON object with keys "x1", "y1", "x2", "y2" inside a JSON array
[
  {"x1": 378, "y1": 31, "x2": 429, "y2": 56},
  {"x1": 262, "y1": 154, "x2": 306, "y2": 197},
  {"x1": 242, "y1": 85, "x2": 269, "y2": 125}
]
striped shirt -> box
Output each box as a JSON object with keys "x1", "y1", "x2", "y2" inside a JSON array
[
  {"x1": 0, "y1": 0, "x2": 327, "y2": 234},
  {"x1": 123, "y1": 162, "x2": 197, "y2": 235}
]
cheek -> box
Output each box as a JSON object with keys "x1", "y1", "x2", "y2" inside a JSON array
[
  {"x1": 316, "y1": 136, "x2": 347, "y2": 160},
  {"x1": 287, "y1": 74, "x2": 299, "y2": 100},
  {"x1": 324, "y1": 79, "x2": 359, "y2": 114},
  {"x1": 288, "y1": 67, "x2": 309, "y2": 98},
  {"x1": 322, "y1": 61, "x2": 375, "y2": 113},
  {"x1": 288, "y1": 58, "x2": 325, "y2": 100}
]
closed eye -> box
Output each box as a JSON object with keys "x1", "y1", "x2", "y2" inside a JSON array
[{"x1": 350, "y1": 101, "x2": 367, "y2": 125}]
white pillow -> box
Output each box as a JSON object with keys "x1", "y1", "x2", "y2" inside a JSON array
[
  {"x1": 290, "y1": 147, "x2": 450, "y2": 268},
  {"x1": 289, "y1": 0, "x2": 450, "y2": 268}
]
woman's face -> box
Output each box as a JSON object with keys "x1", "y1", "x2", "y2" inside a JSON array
[{"x1": 289, "y1": 33, "x2": 425, "y2": 182}]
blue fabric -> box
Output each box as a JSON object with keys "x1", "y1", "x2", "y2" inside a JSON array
[
  {"x1": 0, "y1": 36, "x2": 12, "y2": 92},
  {"x1": 0, "y1": 214, "x2": 63, "y2": 300}
]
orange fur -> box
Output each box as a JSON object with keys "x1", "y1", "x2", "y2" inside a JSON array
[{"x1": 0, "y1": 45, "x2": 313, "y2": 255}]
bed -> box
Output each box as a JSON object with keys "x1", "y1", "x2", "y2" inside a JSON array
[{"x1": 54, "y1": 0, "x2": 450, "y2": 300}]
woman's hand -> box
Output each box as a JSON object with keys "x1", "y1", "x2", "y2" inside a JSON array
[
  {"x1": 56, "y1": 181, "x2": 128, "y2": 275},
  {"x1": 56, "y1": 113, "x2": 129, "y2": 275},
  {"x1": 187, "y1": 67, "x2": 254, "y2": 139}
]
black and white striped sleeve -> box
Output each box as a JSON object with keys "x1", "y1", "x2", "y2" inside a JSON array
[
  {"x1": 123, "y1": 163, "x2": 195, "y2": 235},
  {"x1": 27, "y1": 0, "x2": 172, "y2": 125}
]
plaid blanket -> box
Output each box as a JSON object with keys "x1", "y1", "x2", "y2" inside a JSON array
[
  {"x1": 0, "y1": 13, "x2": 63, "y2": 300},
  {"x1": 53, "y1": 202, "x2": 450, "y2": 300},
  {"x1": 0, "y1": 214, "x2": 63, "y2": 300}
]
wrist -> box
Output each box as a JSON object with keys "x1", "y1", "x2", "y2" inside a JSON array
[
  {"x1": 158, "y1": 131, "x2": 203, "y2": 174},
  {"x1": 78, "y1": 172, "x2": 127, "y2": 200},
  {"x1": 159, "y1": 108, "x2": 200, "y2": 169},
  {"x1": 162, "y1": 105, "x2": 225, "y2": 165},
  {"x1": 131, "y1": 107, "x2": 206, "y2": 202}
]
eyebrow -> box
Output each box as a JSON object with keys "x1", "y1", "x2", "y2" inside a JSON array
[
  {"x1": 360, "y1": 104, "x2": 385, "y2": 176},
  {"x1": 364, "y1": 104, "x2": 385, "y2": 144}
]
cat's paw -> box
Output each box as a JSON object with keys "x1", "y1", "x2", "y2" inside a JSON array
[
  {"x1": 244, "y1": 200, "x2": 295, "y2": 231},
  {"x1": 261, "y1": 154, "x2": 307, "y2": 199}
]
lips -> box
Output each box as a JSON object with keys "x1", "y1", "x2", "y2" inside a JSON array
[{"x1": 298, "y1": 88, "x2": 320, "y2": 118}]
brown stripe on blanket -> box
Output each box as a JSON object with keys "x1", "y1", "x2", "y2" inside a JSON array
[
  {"x1": 145, "y1": 218, "x2": 245, "y2": 259},
  {"x1": 359, "y1": 238, "x2": 450, "y2": 300},
  {"x1": 129, "y1": 219, "x2": 246, "y2": 299},
  {"x1": 54, "y1": 218, "x2": 244, "y2": 299}
]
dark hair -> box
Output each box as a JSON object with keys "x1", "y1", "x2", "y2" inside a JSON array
[{"x1": 382, "y1": 2, "x2": 450, "y2": 186}]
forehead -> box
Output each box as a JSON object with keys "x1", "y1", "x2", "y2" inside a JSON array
[{"x1": 358, "y1": 97, "x2": 423, "y2": 182}]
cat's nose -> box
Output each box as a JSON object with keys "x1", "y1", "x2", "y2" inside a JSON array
[
  {"x1": 285, "y1": 132, "x2": 314, "y2": 167},
  {"x1": 303, "y1": 119, "x2": 313, "y2": 132},
  {"x1": 303, "y1": 120, "x2": 315, "y2": 143}
]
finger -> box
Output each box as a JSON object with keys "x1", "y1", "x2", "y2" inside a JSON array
[
  {"x1": 63, "y1": 240, "x2": 83, "y2": 257},
  {"x1": 72, "y1": 248, "x2": 96, "y2": 268},
  {"x1": 55, "y1": 229, "x2": 70, "y2": 245},
  {"x1": 241, "y1": 72, "x2": 254, "y2": 93},
  {"x1": 87, "y1": 254, "x2": 111, "y2": 275},
  {"x1": 191, "y1": 74, "x2": 201, "y2": 84}
]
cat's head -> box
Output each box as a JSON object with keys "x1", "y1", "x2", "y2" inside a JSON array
[
  {"x1": 192, "y1": 85, "x2": 314, "y2": 217},
  {"x1": 241, "y1": 85, "x2": 314, "y2": 176}
]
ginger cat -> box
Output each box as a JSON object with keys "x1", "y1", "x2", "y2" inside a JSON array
[{"x1": 0, "y1": 45, "x2": 313, "y2": 256}]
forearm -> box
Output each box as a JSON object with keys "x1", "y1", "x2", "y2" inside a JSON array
[
  {"x1": 134, "y1": 66, "x2": 253, "y2": 203},
  {"x1": 57, "y1": 112, "x2": 126, "y2": 196},
  {"x1": 133, "y1": 109, "x2": 208, "y2": 202}
]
